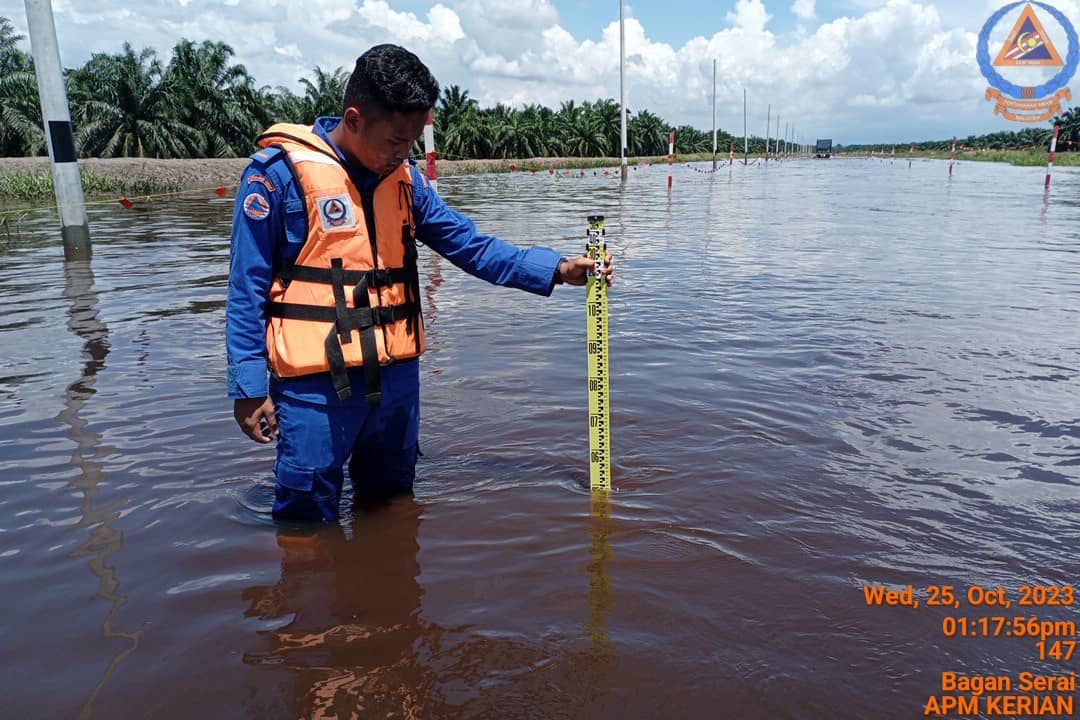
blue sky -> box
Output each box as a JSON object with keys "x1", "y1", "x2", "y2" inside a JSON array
[{"x1": 1, "y1": 0, "x2": 1077, "y2": 143}]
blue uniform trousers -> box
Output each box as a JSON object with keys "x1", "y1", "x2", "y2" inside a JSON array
[{"x1": 270, "y1": 360, "x2": 420, "y2": 523}]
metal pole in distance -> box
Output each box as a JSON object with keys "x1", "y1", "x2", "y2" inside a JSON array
[
  {"x1": 25, "y1": 0, "x2": 90, "y2": 259},
  {"x1": 619, "y1": 0, "x2": 628, "y2": 180},
  {"x1": 742, "y1": 88, "x2": 748, "y2": 165},
  {"x1": 949, "y1": 136, "x2": 956, "y2": 176},
  {"x1": 777, "y1": 115, "x2": 786, "y2": 161},
  {"x1": 424, "y1": 109, "x2": 438, "y2": 192},
  {"x1": 765, "y1": 104, "x2": 770, "y2": 164},
  {"x1": 711, "y1": 59, "x2": 717, "y2": 171},
  {"x1": 667, "y1": 130, "x2": 674, "y2": 188},
  {"x1": 1045, "y1": 124, "x2": 1060, "y2": 190}
]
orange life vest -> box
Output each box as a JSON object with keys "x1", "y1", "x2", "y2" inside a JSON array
[{"x1": 256, "y1": 123, "x2": 425, "y2": 403}]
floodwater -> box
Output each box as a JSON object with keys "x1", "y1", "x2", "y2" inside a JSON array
[{"x1": 2, "y1": 158, "x2": 1078, "y2": 719}]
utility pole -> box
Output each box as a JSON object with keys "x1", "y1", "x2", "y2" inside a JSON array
[
  {"x1": 25, "y1": 0, "x2": 90, "y2": 259},
  {"x1": 743, "y1": 87, "x2": 748, "y2": 165},
  {"x1": 765, "y1": 104, "x2": 770, "y2": 164},
  {"x1": 711, "y1": 59, "x2": 717, "y2": 170},
  {"x1": 619, "y1": 0, "x2": 627, "y2": 180}
]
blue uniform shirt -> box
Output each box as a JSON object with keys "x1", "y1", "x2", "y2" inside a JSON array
[{"x1": 226, "y1": 116, "x2": 562, "y2": 405}]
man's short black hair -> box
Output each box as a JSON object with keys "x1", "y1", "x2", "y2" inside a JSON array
[{"x1": 343, "y1": 45, "x2": 439, "y2": 116}]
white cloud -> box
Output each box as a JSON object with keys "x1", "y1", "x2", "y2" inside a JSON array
[
  {"x1": 726, "y1": 0, "x2": 773, "y2": 32},
  {"x1": 791, "y1": 0, "x2": 816, "y2": 21},
  {"x1": 0, "y1": 0, "x2": 1053, "y2": 143},
  {"x1": 356, "y1": 0, "x2": 464, "y2": 45}
]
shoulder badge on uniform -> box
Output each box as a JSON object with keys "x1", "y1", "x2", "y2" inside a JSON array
[
  {"x1": 243, "y1": 192, "x2": 271, "y2": 221},
  {"x1": 246, "y1": 173, "x2": 276, "y2": 192}
]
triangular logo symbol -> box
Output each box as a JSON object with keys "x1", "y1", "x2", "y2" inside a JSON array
[{"x1": 994, "y1": 3, "x2": 1064, "y2": 66}]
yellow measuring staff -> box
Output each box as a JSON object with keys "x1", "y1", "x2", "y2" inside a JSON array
[{"x1": 585, "y1": 215, "x2": 611, "y2": 491}]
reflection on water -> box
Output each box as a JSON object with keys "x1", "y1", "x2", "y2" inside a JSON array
[
  {"x1": 242, "y1": 498, "x2": 434, "y2": 718},
  {"x1": 1, "y1": 159, "x2": 1078, "y2": 718},
  {"x1": 57, "y1": 261, "x2": 143, "y2": 719},
  {"x1": 241, "y1": 495, "x2": 621, "y2": 719}
]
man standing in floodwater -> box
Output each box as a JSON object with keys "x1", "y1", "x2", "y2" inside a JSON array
[{"x1": 226, "y1": 44, "x2": 613, "y2": 523}]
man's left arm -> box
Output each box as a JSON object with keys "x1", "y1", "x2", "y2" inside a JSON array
[{"x1": 411, "y1": 172, "x2": 564, "y2": 295}]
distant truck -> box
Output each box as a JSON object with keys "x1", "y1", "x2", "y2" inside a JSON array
[{"x1": 816, "y1": 139, "x2": 832, "y2": 158}]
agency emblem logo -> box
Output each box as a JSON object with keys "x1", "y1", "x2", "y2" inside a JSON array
[
  {"x1": 242, "y1": 192, "x2": 270, "y2": 221},
  {"x1": 978, "y1": 1, "x2": 1078, "y2": 122},
  {"x1": 317, "y1": 194, "x2": 356, "y2": 230}
]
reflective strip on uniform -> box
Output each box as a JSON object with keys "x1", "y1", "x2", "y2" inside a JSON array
[{"x1": 288, "y1": 150, "x2": 341, "y2": 166}]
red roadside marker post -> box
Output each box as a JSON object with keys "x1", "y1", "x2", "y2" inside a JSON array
[{"x1": 1045, "y1": 124, "x2": 1060, "y2": 190}]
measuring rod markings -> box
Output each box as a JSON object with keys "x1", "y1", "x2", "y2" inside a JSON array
[{"x1": 586, "y1": 215, "x2": 611, "y2": 491}]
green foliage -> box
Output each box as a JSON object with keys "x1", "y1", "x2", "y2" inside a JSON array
[
  {"x1": 1052, "y1": 105, "x2": 1080, "y2": 150},
  {"x1": 0, "y1": 17, "x2": 44, "y2": 156},
  {"x1": 163, "y1": 39, "x2": 265, "y2": 156},
  {"x1": 0, "y1": 167, "x2": 181, "y2": 199},
  {"x1": 835, "y1": 123, "x2": 1068, "y2": 154},
  {"x1": 298, "y1": 66, "x2": 349, "y2": 122},
  {"x1": 67, "y1": 44, "x2": 206, "y2": 158}
]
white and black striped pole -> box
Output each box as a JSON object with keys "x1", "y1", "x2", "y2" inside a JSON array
[
  {"x1": 24, "y1": 0, "x2": 90, "y2": 259},
  {"x1": 423, "y1": 109, "x2": 438, "y2": 192}
]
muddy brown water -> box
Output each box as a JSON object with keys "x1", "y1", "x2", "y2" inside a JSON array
[{"x1": 1, "y1": 158, "x2": 1078, "y2": 719}]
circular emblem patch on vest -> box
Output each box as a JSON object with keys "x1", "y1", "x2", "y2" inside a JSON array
[
  {"x1": 243, "y1": 192, "x2": 270, "y2": 221},
  {"x1": 317, "y1": 193, "x2": 356, "y2": 230}
]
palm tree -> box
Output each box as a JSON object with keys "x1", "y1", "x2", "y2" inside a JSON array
[
  {"x1": 298, "y1": 66, "x2": 348, "y2": 122},
  {"x1": 0, "y1": 17, "x2": 44, "y2": 156},
  {"x1": 269, "y1": 86, "x2": 308, "y2": 123},
  {"x1": 0, "y1": 19, "x2": 45, "y2": 156},
  {"x1": 591, "y1": 98, "x2": 621, "y2": 156},
  {"x1": 489, "y1": 104, "x2": 544, "y2": 158},
  {"x1": 563, "y1": 111, "x2": 606, "y2": 157},
  {"x1": 163, "y1": 39, "x2": 258, "y2": 156},
  {"x1": 435, "y1": 84, "x2": 475, "y2": 141},
  {"x1": 231, "y1": 78, "x2": 280, "y2": 140},
  {"x1": 628, "y1": 109, "x2": 668, "y2": 156},
  {"x1": 68, "y1": 44, "x2": 204, "y2": 158},
  {"x1": 0, "y1": 16, "x2": 21, "y2": 74},
  {"x1": 441, "y1": 103, "x2": 489, "y2": 158},
  {"x1": 1052, "y1": 106, "x2": 1079, "y2": 150}
]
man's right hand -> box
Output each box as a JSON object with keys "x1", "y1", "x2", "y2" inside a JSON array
[{"x1": 234, "y1": 396, "x2": 278, "y2": 443}]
